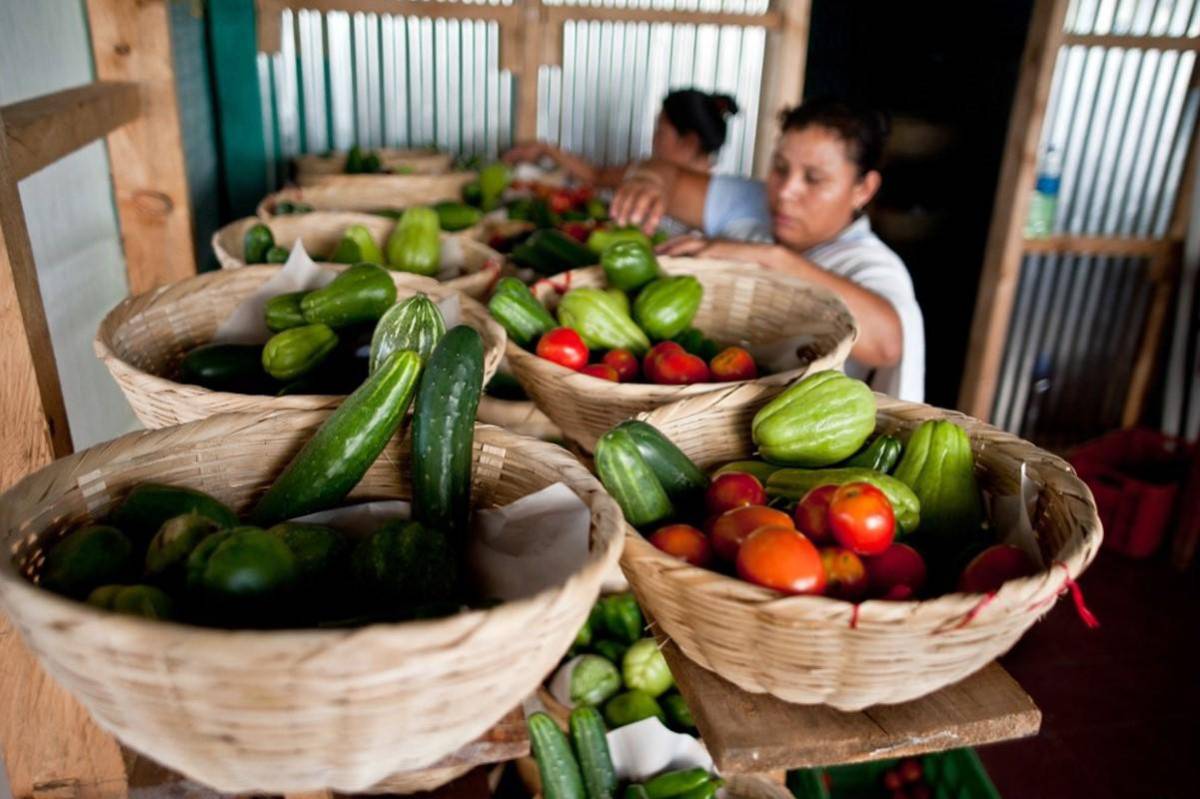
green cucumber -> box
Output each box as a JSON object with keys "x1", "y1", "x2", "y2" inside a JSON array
[
  {"x1": 711, "y1": 460, "x2": 781, "y2": 484},
  {"x1": 766, "y1": 467, "x2": 921, "y2": 535},
  {"x1": 488, "y1": 277, "x2": 556, "y2": 348},
  {"x1": 434, "y1": 201, "x2": 484, "y2": 232},
  {"x1": 676, "y1": 780, "x2": 722, "y2": 799},
  {"x1": 250, "y1": 349, "x2": 423, "y2": 526},
  {"x1": 179, "y1": 344, "x2": 268, "y2": 393},
  {"x1": 265, "y1": 292, "x2": 309, "y2": 332},
  {"x1": 528, "y1": 712, "x2": 586, "y2": 799},
  {"x1": 261, "y1": 324, "x2": 339, "y2": 381},
  {"x1": 411, "y1": 325, "x2": 485, "y2": 538},
  {"x1": 624, "y1": 787, "x2": 651, "y2": 799},
  {"x1": 110, "y1": 483, "x2": 238, "y2": 544},
  {"x1": 644, "y1": 769, "x2": 711, "y2": 799},
  {"x1": 243, "y1": 223, "x2": 275, "y2": 264},
  {"x1": 841, "y1": 434, "x2": 903, "y2": 473},
  {"x1": 301, "y1": 263, "x2": 398, "y2": 328},
  {"x1": 594, "y1": 428, "x2": 672, "y2": 527},
  {"x1": 569, "y1": 706, "x2": 617, "y2": 799},
  {"x1": 615, "y1": 421, "x2": 708, "y2": 500}
]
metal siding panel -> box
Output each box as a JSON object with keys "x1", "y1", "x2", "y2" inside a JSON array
[
  {"x1": 327, "y1": 11, "x2": 354, "y2": 151},
  {"x1": 275, "y1": 10, "x2": 301, "y2": 161}
]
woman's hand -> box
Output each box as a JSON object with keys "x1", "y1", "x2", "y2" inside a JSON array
[
  {"x1": 503, "y1": 142, "x2": 551, "y2": 165},
  {"x1": 656, "y1": 236, "x2": 777, "y2": 263},
  {"x1": 611, "y1": 161, "x2": 680, "y2": 234}
]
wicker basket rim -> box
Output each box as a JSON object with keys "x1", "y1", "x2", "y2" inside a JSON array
[
  {"x1": 93, "y1": 264, "x2": 506, "y2": 403},
  {"x1": 0, "y1": 417, "x2": 622, "y2": 648},
  {"x1": 629, "y1": 384, "x2": 1103, "y2": 626}
]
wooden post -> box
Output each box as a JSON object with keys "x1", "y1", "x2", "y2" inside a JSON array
[
  {"x1": 958, "y1": 0, "x2": 1070, "y2": 419},
  {"x1": 754, "y1": 0, "x2": 811, "y2": 178},
  {"x1": 85, "y1": 0, "x2": 196, "y2": 294},
  {"x1": 513, "y1": 0, "x2": 547, "y2": 143}
]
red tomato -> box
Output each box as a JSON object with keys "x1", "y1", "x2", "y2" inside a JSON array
[
  {"x1": 829, "y1": 482, "x2": 895, "y2": 555},
  {"x1": 711, "y1": 505, "x2": 793, "y2": 562},
  {"x1": 899, "y1": 758, "x2": 923, "y2": 784},
  {"x1": 561, "y1": 222, "x2": 591, "y2": 243},
  {"x1": 882, "y1": 770, "x2": 903, "y2": 791},
  {"x1": 736, "y1": 526, "x2": 826, "y2": 595},
  {"x1": 648, "y1": 524, "x2": 712, "y2": 567},
  {"x1": 536, "y1": 327, "x2": 589, "y2": 370},
  {"x1": 862, "y1": 543, "x2": 926, "y2": 600},
  {"x1": 579, "y1": 363, "x2": 619, "y2": 381},
  {"x1": 958, "y1": 544, "x2": 1038, "y2": 594},
  {"x1": 571, "y1": 185, "x2": 594, "y2": 205},
  {"x1": 642, "y1": 341, "x2": 683, "y2": 382},
  {"x1": 705, "y1": 472, "x2": 767, "y2": 516},
  {"x1": 819, "y1": 547, "x2": 869, "y2": 600},
  {"x1": 548, "y1": 190, "x2": 574, "y2": 214},
  {"x1": 652, "y1": 351, "x2": 711, "y2": 385},
  {"x1": 793, "y1": 484, "x2": 839, "y2": 544},
  {"x1": 603, "y1": 349, "x2": 639, "y2": 382},
  {"x1": 709, "y1": 346, "x2": 758, "y2": 382}
]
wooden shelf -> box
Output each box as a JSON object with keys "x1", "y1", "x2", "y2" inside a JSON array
[{"x1": 661, "y1": 641, "x2": 1041, "y2": 774}]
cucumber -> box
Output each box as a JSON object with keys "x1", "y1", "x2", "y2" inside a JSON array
[
  {"x1": 265, "y1": 246, "x2": 290, "y2": 264},
  {"x1": 262, "y1": 324, "x2": 339, "y2": 381},
  {"x1": 528, "y1": 712, "x2": 586, "y2": 799},
  {"x1": 243, "y1": 223, "x2": 275, "y2": 263},
  {"x1": 487, "y1": 277, "x2": 556, "y2": 348},
  {"x1": 615, "y1": 421, "x2": 708, "y2": 500},
  {"x1": 301, "y1": 263, "x2": 398, "y2": 328},
  {"x1": 841, "y1": 435, "x2": 903, "y2": 473},
  {"x1": 411, "y1": 325, "x2": 484, "y2": 539},
  {"x1": 711, "y1": 460, "x2": 781, "y2": 484},
  {"x1": 624, "y1": 788, "x2": 651, "y2": 799},
  {"x1": 644, "y1": 769, "x2": 711, "y2": 799},
  {"x1": 766, "y1": 467, "x2": 920, "y2": 535},
  {"x1": 434, "y1": 201, "x2": 484, "y2": 232},
  {"x1": 250, "y1": 349, "x2": 423, "y2": 526},
  {"x1": 110, "y1": 483, "x2": 238, "y2": 544},
  {"x1": 179, "y1": 344, "x2": 267, "y2": 392},
  {"x1": 594, "y1": 428, "x2": 672, "y2": 528},
  {"x1": 676, "y1": 780, "x2": 722, "y2": 799},
  {"x1": 569, "y1": 706, "x2": 617, "y2": 799},
  {"x1": 265, "y1": 292, "x2": 309, "y2": 332}
]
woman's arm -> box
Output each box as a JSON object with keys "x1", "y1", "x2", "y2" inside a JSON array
[
  {"x1": 658, "y1": 238, "x2": 903, "y2": 368},
  {"x1": 503, "y1": 143, "x2": 627, "y2": 189},
  {"x1": 610, "y1": 160, "x2": 713, "y2": 233}
]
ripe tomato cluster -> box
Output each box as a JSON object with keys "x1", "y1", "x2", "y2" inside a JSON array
[{"x1": 536, "y1": 333, "x2": 759, "y2": 386}]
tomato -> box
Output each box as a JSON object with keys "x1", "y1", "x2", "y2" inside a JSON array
[
  {"x1": 899, "y1": 758, "x2": 923, "y2": 784},
  {"x1": 709, "y1": 346, "x2": 758, "y2": 382},
  {"x1": 561, "y1": 222, "x2": 591, "y2": 243},
  {"x1": 536, "y1": 327, "x2": 588, "y2": 370},
  {"x1": 548, "y1": 190, "x2": 574, "y2": 215},
  {"x1": 648, "y1": 524, "x2": 712, "y2": 567},
  {"x1": 793, "y1": 484, "x2": 839, "y2": 544},
  {"x1": 736, "y1": 526, "x2": 826, "y2": 595},
  {"x1": 571, "y1": 185, "x2": 594, "y2": 205},
  {"x1": 580, "y1": 363, "x2": 619, "y2": 381},
  {"x1": 958, "y1": 544, "x2": 1038, "y2": 594},
  {"x1": 882, "y1": 770, "x2": 903, "y2": 791},
  {"x1": 705, "y1": 472, "x2": 767, "y2": 516},
  {"x1": 711, "y1": 505, "x2": 793, "y2": 562},
  {"x1": 603, "y1": 349, "x2": 639, "y2": 382},
  {"x1": 862, "y1": 543, "x2": 926, "y2": 600},
  {"x1": 642, "y1": 341, "x2": 683, "y2": 382},
  {"x1": 652, "y1": 350, "x2": 711, "y2": 384},
  {"x1": 819, "y1": 547, "x2": 868, "y2": 600},
  {"x1": 829, "y1": 482, "x2": 895, "y2": 555}
]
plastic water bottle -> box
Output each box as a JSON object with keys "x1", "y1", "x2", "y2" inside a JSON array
[{"x1": 1025, "y1": 146, "x2": 1062, "y2": 238}]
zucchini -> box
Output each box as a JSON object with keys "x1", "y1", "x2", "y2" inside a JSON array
[
  {"x1": 569, "y1": 706, "x2": 617, "y2": 799},
  {"x1": 265, "y1": 246, "x2": 290, "y2": 264},
  {"x1": 301, "y1": 263, "x2": 397, "y2": 328},
  {"x1": 411, "y1": 325, "x2": 485, "y2": 538},
  {"x1": 179, "y1": 343, "x2": 267, "y2": 393},
  {"x1": 644, "y1": 769, "x2": 711, "y2": 799},
  {"x1": 109, "y1": 483, "x2": 238, "y2": 544},
  {"x1": 766, "y1": 467, "x2": 920, "y2": 535},
  {"x1": 250, "y1": 349, "x2": 423, "y2": 526},
  {"x1": 594, "y1": 428, "x2": 672, "y2": 527},
  {"x1": 841, "y1": 434, "x2": 903, "y2": 473},
  {"x1": 615, "y1": 421, "x2": 708, "y2": 500},
  {"x1": 265, "y1": 292, "x2": 309, "y2": 332},
  {"x1": 261, "y1": 324, "x2": 339, "y2": 381},
  {"x1": 487, "y1": 277, "x2": 556, "y2": 348},
  {"x1": 711, "y1": 460, "x2": 780, "y2": 484},
  {"x1": 528, "y1": 712, "x2": 586, "y2": 799}
]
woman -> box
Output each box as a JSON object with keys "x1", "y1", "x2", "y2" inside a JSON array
[
  {"x1": 503, "y1": 89, "x2": 740, "y2": 188},
  {"x1": 611, "y1": 98, "x2": 925, "y2": 402}
]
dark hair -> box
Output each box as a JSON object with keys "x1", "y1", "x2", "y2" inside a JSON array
[
  {"x1": 661, "y1": 89, "x2": 740, "y2": 155},
  {"x1": 779, "y1": 98, "x2": 891, "y2": 176}
]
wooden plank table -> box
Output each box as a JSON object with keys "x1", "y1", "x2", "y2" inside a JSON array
[{"x1": 661, "y1": 641, "x2": 1041, "y2": 774}]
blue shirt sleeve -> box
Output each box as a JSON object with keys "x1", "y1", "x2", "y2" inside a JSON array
[{"x1": 704, "y1": 176, "x2": 772, "y2": 241}]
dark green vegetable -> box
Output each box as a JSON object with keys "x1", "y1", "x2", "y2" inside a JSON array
[
  {"x1": 268, "y1": 522, "x2": 348, "y2": 583},
  {"x1": 265, "y1": 292, "x2": 309, "y2": 332},
  {"x1": 330, "y1": 237, "x2": 363, "y2": 264},
  {"x1": 528, "y1": 712, "x2": 587, "y2": 799},
  {"x1": 643, "y1": 769, "x2": 711, "y2": 799},
  {"x1": 595, "y1": 594, "x2": 644, "y2": 645},
  {"x1": 615, "y1": 421, "x2": 708, "y2": 501},
  {"x1": 594, "y1": 428, "x2": 672, "y2": 527},
  {"x1": 570, "y1": 706, "x2": 618, "y2": 799},
  {"x1": 386, "y1": 207, "x2": 442, "y2": 276},
  {"x1": 842, "y1": 434, "x2": 903, "y2": 473},
  {"x1": 411, "y1": 325, "x2": 485, "y2": 538},
  {"x1": 261, "y1": 324, "x2": 339, "y2": 381},
  {"x1": 624, "y1": 787, "x2": 650, "y2": 799},
  {"x1": 41, "y1": 525, "x2": 134, "y2": 598},
  {"x1": 462, "y1": 180, "x2": 484, "y2": 208},
  {"x1": 587, "y1": 227, "x2": 653, "y2": 256},
  {"x1": 434, "y1": 200, "x2": 485, "y2": 231},
  {"x1": 661, "y1": 693, "x2": 695, "y2": 732},
  {"x1": 345, "y1": 145, "x2": 366, "y2": 173},
  {"x1": 145, "y1": 512, "x2": 221, "y2": 587},
  {"x1": 603, "y1": 689, "x2": 664, "y2": 728},
  {"x1": 671, "y1": 328, "x2": 720, "y2": 362},
  {"x1": 675, "y1": 780, "x2": 721, "y2": 799},
  {"x1": 512, "y1": 229, "x2": 598, "y2": 274},
  {"x1": 633, "y1": 276, "x2": 703, "y2": 341},
  {"x1": 301, "y1": 263, "x2": 398, "y2": 327},
  {"x1": 591, "y1": 639, "x2": 629, "y2": 664},
  {"x1": 243, "y1": 223, "x2": 275, "y2": 264},
  {"x1": 179, "y1": 344, "x2": 269, "y2": 393},
  {"x1": 488, "y1": 277, "x2": 556, "y2": 348},
  {"x1": 250, "y1": 349, "x2": 423, "y2": 525},
  {"x1": 186, "y1": 526, "x2": 297, "y2": 601},
  {"x1": 110, "y1": 483, "x2": 238, "y2": 544},
  {"x1": 86, "y1": 584, "x2": 173, "y2": 620},
  {"x1": 351, "y1": 519, "x2": 459, "y2": 602},
  {"x1": 265, "y1": 246, "x2": 290, "y2": 264},
  {"x1": 600, "y1": 240, "x2": 659, "y2": 291}
]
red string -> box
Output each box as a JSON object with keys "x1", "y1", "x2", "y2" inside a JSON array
[
  {"x1": 1055, "y1": 562, "x2": 1100, "y2": 629},
  {"x1": 541, "y1": 271, "x2": 573, "y2": 294},
  {"x1": 849, "y1": 604, "x2": 860, "y2": 629},
  {"x1": 954, "y1": 590, "x2": 998, "y2": 629},
  {"x1": 483, "y1": 259, "x2": 503, "y2": 294}
]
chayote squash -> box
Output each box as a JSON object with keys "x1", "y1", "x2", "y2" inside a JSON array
[
  {"x1": 633, "y1": 275, "x2": 702, "y2": 341},
  {"x1": 557, "y1": 288, "x2": 650, "y2": 355},
  {"x1": 751, "y1": 371, "x2": 876, "y2": 467},
  {"x1": 893, "y1": 420, "x2": 984, "y2": 542},
  {"x1": 386, "y1": 206, "x2": 442, "y2": 276}
]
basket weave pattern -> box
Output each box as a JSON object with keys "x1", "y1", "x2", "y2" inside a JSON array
[
  {"x1": 257, "y1": 172, "x2": 476, "y2": 218},
  {"x1": 0, "y1": 413, "x2": 624, "y2": 793},
  {"x1": 94, "y1": 265, "x2": 505, "y2": 429},
  {"x1": 294, "y1": 149, "x2": 454, "y2": 186},
  {"x1": 211, "y1": 213, "x2": 501, "y2": 299},
  {"x1": 620, "y1": 383, "x2": 1103, "y2": 710},
  {"x1": 505, "y1": 258, "x2": 857, "y2": 451}
]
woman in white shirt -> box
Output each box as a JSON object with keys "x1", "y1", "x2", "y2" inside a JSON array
[{"x1": 610, "y1": 99, "x2": 926, "y2": 402}]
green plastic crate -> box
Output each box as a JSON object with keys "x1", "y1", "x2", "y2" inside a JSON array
[{"x1": 787, "y1": 748, "x2": 1001, "y2": 799}]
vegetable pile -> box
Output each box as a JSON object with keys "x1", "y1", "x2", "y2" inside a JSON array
[
  {"x1": 489, "y1": 245, "x2": 761, "y2": 386},
  {"x1": 37, "y1": 322, "x2": 489, "y2": 628},
  {"x1": 595, "y1": 371, "x2": 1040, "y2": 600}
]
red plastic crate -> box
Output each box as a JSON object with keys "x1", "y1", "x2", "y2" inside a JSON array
[{"x1": 1069, "y1": 428, "x2": 1193, "y2": 558}]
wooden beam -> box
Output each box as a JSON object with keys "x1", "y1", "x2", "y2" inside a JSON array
[
  {"x1": 1062, "y1": 33, "x2": 1200, "y2": 51},
  {"x1": 514, "y1": 0, "x2": 546, "y2": 142},
  {"x1": 2, "y1": 83, "x2": 140, "y2": 181},
  {"x1": 86, "y1": 0, "x2": 196, "y2": 294},
  {"x1": 754, "y1": 0, "x2": 811, "y2": 178},
  {"x1": 958, "y1": 0, "x2": 1071, "y2": 420},
  {"x1": 1021, "y1": 235, "x2": 1177, "y2": 257},
  {"x1": 543, "y1": 6, "x2": 782, "y2": 29},
  {"x1": 1123, "y1": 249, "x2": 1181, "y2": 427}
]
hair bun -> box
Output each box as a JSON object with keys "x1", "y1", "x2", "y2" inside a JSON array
[{"x1": 712, "y1": 94, "x2": 740, "y2": 118}]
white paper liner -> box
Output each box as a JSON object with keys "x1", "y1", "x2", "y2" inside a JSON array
[
  {"x1": 212, "y1": 243, "x2": 335, "y2": 345},
  {"x1": 606, "y1": 718, "x2": 713, "y2": 782},
  {"x1": 986, "y1": 463, "x2": 1044, "y2": 568}
]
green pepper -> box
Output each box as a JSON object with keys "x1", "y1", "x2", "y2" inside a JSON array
[
  {"x1": 243, "y1": 223, "x2": 275, "y2": 264},
  {"x1": 622, "y1": 638, "x2": 674, "y2": 697},
  {"x1": 661, "y1": 692, "x2": 695, "y2": 732},
  {"x1": 644, "y1": 769, "x2": 711, "y2": 799},
  {"x1": 601, "y1": 240, "x2": 660, "y2": 291},
  {"x1": 587, "y1": 227, "x2": 653, "y2": 256},
  {"x1": 604, "y1": 689, "x2": 664, "y2": 728},
  {"x1": 596, "y1": 593, "x2": 644, "y2": 644},
  {"x1": 671, "y1": 328, "x2": 720, "y2": 362},
  {"x1": 591, "y1": 639, "x2": 629, "y2": 664}
]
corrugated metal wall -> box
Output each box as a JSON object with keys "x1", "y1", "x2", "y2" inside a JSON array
[
  {"x1": 992, "y1": 0, "x2": 1200, "y2": 447},
  {"x1": 256, "y1": 1, "x2": 771, "y2": 189}
]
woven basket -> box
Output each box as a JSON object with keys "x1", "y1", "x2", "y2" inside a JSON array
[
  {"x1": 477, "y1": 396, "x2": 562, "y2": 441},
  {"x1": 95, "y1": 265, "x2": 505, "y2": 429},
  {"x1": 506, "y1": 258, "x2": 857, "y2": 452},
  {"x1": 0, "y1": 412, "x2": 624, "y2": 793},
  {"x1": 211, "y1": 213, "x2": 503, "y2": 300},
  {"x1": 257, "y1": 172, "x2": 476, "y2": 218},
  {"x1": 294, "y1": 148, "x2": 454, "y2": 186},
  {"x1": 621, "y1": 383, "x2": 1103, "y2": 711}
]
